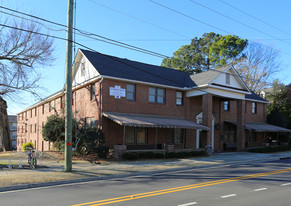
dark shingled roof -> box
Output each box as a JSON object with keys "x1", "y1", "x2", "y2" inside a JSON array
[
  {"x1": 245, "y1": 92, "x2": 268, "y2": 103},
  {"x1": 81, "y1": 49, "x2": 195, "y2": 88},
  {"x1": 81, "y1": 49, "x2": 268, "y2": 103}
]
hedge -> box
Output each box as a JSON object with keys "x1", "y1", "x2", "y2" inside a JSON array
[
  {"x1": 122, "y1": 151, "x2": 207, "y2": 160},
  {"x1": 248, "y1": 145, "x2": 291, "y2": 153}
]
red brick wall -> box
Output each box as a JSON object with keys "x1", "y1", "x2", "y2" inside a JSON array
[
  {"x1": 17, "y1": 77, "x2": 269, "y2": 152},
  {"x1": 17, "y1": 95, "x2": 65, "y2": 151},
  {"x1": 101, "y1": 79, "x2": 187, "y2": 117}
]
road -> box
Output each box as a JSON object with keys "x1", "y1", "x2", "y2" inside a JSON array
[{"x1": 1, "y1": 158, "x2": 291, "y2": 206}]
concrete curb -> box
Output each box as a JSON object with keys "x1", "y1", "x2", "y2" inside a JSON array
[{"x1": 1, "y1": 155, "x2": 289, "y2": 193}]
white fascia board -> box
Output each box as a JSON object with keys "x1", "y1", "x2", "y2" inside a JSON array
[
  {"x1": 209, "y1": 84, "x2": 251, "y2": 95},
  {"x1": 186, "y1": 89, "x2": 207, "y2": 97},
  {"x1": 18, "y1": 75, "x2": 102, "y2": 115},
  {"x1": 102, "y1": 75, "x2": 189, "y2": 91},
  {"x1": 72, "y1": 75, "x2": 102, "y2": 89},
  {"x1": 17, "y1": 90, "x2": 64, "y2": 114},
  {"x1": 208, "y1": 87, "x2": 246, "y2": 99}
]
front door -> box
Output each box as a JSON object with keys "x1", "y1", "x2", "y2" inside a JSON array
[{"x1": 223, "y1": 123, "x2": 236, "y2": 151}]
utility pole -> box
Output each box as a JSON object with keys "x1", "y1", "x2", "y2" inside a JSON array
[{"x1": 65, "y1": 0, "x2": 74, "y2": 172}]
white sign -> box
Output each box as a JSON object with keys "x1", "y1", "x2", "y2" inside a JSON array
[{"x1": 110, "y1": 86, "x2": 126, "y2": 99}]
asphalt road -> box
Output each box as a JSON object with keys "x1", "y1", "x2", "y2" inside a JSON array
[{"x1": 1, "y1": 159, "x2": 291, "y2": 206}]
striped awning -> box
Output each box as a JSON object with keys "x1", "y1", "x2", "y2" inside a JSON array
[
  {"x1": 225, "y1": 121, "x2": 291, "y2": 133},
  {"x1": 103, "y1": 112, "x2": 209, "y2": 130}
]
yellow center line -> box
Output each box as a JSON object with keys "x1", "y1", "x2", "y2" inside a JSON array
[{"x1": 72, "y1": 168, "x2": 291, "y2": 206}]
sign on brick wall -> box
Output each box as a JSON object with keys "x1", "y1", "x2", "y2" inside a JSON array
[{"x1": 109, "y1": 86, "x2": 126, "y2": 99}]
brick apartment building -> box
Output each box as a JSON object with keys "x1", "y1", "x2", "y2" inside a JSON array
[{"x1": 17, "y1": 49, "x2": 291, "y2": 152}]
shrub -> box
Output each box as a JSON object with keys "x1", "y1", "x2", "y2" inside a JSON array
[
  {"x1": 76, "y1": 125, "x2": 109, "y2": 158},
  {"x1": 22, "y1": 142, "x2": 34, "y2": 151},
  {"x1": 122, "y1": 152, "x2": 139, "y2": 160},
  {"x1": 122, "y1": 150, "x2": 207, "y2": 160},
  {"x1": 248, "y1": 145, "x2": 291, "y2": 153}
]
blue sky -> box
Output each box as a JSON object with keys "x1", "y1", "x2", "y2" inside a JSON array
[{"x1": 1, "y1": 0, "x2": 291, "y2": 115}]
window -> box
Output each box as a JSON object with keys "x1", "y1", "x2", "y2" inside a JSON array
[
  {"x1": 86, "y1": 117, "x2": 95, "y2": 127},
  {"x1": 42, "y1": 104, "x2": 44, "y2": 114},
  {"x1": 35, "y1": 108, "x2": 37, "y2": 116},
  {"x1": 149, "y1": 87, "x2": 165, "y2": 104},
  {"x1": 166, "y1": 128, "x2": 185, "y2": 144},
  {"x1": 60, "y1": 96, "x2": 64, "y2": 109},
  {"x1": 72, "y1": 92, "x2": 75, "y2": 106},
  {"x1": 49, "y1": 101, "x2": 52, "y2": 112},
  {"x1": 31, "y1": 109, "x2": 32, "y2": 118},
  {"x1": 176, "y1": 91, "x2": 183, "y2": 106},
  {"x1": 30, "y1": 124, "x2": 32, "y2": 133},
  {"x1": 126, "y1": 127, "x2": 147, "y2": 145},
  {"x1": 224, "y1": 101, "x2": 230, "y2": 111},
  {"x1": 251, "y1": 102, "x2": 257, "y2": 114},
  {"x1": 91, "y1": 84, "x2": 96, "y2": 100},
  {"x1": 126, "y1": 84, "x2": 136, "y2": 101},
  {"x1": 226, "y1": 73, "x2": 230, "y2": 84},
  {"x1": 35, "y1": 124, "x2": 37, "y2": 133},
  {"x1": 81, "y1": 62, "x2": 85, "y2": 77}
]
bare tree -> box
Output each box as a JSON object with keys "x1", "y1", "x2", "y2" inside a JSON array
[
  {"x1": 0, "y1": 19, "x2": 54, "y2": 151},
  {"x1": 233, "y1": 42, "x2": 281, "y2": 93}
]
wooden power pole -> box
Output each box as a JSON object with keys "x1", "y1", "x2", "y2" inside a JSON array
[{"x1": 65, "y1": 0, "x2": 74, "y2": 172}]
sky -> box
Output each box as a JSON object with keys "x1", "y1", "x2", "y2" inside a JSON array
[{"x1": 1, "y1": 0, "x2": 291, "y2": 115}]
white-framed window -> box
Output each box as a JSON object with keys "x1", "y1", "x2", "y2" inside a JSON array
[
  {"x1": 80, "y1": 62, "x2": 85, "y2": 77},
  {"x1": 224, "y1": 101, "x2": 230, "y2": 111},
  {"x1": 149, "y1": 87, "x2": 165, "y2": 104},
  {"x1": 90, "y1": 84, "x2": 96, "y2": 100},
  {"x1": 176, "y1": 91, "x2": 183, "y2": 106},
  {"x1": 86, "y1": 117, "x2": 95, "y2": 127},
  {"x1": 126, "y1": 83, "x2": 136, "y2": 101},
  {"x1": 251, "y1": 102, "x2": 257, "y2": 114}
]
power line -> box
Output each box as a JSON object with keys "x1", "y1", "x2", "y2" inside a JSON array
[
  {"x1": 218, "y1": 0, "x2": 291, "y2": 37},
  {"x1": 0, "y1": 22, "x2": 280, "y2": 89},
  {"x1": 148, "y1": 0, "x2": 232, "y2": 35},
  {"x1": 0, "y1": 7, "x2": 281, "y2": 88},
  {"x1": 188, "y1": 0, "x2": 291, "y2": 46},
  {"x1": 0, "y1": 10, "x2": 66, "y2": 32},
  {"x1": 86, "y1": 0, "x2": 190, "y2": 39},
  {"x1": 0, "y1": 5, "x2": 168, "y2": 59},
  {"x1": 148, "y1": 0, "x2": 291, "y2": 56}
]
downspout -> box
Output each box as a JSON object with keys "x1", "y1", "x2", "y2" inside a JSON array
[
  {"x1": 155, "y1": 128, "x2": 158, "y2": 151},
  {"x1": 37, "y1": 106, "x2": 39, "y2": 151},
  {"x1": 99, "y1": 76, "x2": 104, "y2": 129},
  {"x1": 123, "y1": 125, "x2": 126, "y2": 145}
]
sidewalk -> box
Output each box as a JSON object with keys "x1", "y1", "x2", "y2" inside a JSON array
[{"x1": 1, "y1": 151, "x2": 291, "y2": 191}]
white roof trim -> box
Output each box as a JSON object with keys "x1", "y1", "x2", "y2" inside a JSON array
[{"x1": 209, "y1": 85, "x2": 251, "y2": 95}]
